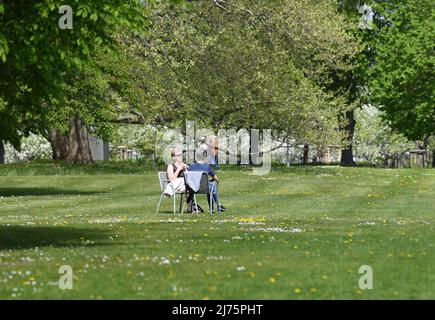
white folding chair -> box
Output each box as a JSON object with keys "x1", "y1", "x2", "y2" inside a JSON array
[{"x1": 155, "y1": 172, "x2": 184, "y2": 214}]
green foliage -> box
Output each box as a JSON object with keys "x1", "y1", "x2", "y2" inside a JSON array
[
  {"x1": 48, "y1": 51, "x2": 119, "y2": 140},
  {"x1": 0, "y1": 0, "x2": 148, "y2": 147},
  {"x1": 368, "y1": 0, "x2": 435, "y2": 141},
  {"x1": 134, "y1": 0, "x2": 361, "y2": 145},
  {"x1": 113, "y1": 125, "x2": 165, "y2": 158}
]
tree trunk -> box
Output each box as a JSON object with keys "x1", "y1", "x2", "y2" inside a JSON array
[
  {"x1": 383, "y1": 155, "x2": 389, "y2": 168},
  {"x1": 432, "y1": 149, "x2": 435, "y2": 168},
  {"x1": 0, "y1": 140, "x2": 4, "y2": 164},
  {"x1": 422, "y1": 136, "x2": 430, "y2": 168},
  {"x1": 422, "y1": 151, "x2": 428, "y2": 168},
  {"x1": 49, "y1": 129, "x2": 69, "y2": 161},
  {"x1": 340, "y1": 110, "x2": 356, "y2": 167},
  {"x1": 390, "y1": 157, "x2": 397, "y2": 169},
  {"x1": 48, "y1": 117, "x2": 94, "y2": 164},
  {"x1": 286, "y1": 139, "x2": 290, "y2": 166},
  {"x1": 303, "y1": 144, "x2": 309, "y2": 164}
]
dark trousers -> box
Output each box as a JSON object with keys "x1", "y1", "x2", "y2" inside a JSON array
[{"x1": 185, "y1": 183, "x2": 219, "y2": 210}]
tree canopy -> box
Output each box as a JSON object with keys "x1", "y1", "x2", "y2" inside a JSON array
[
  {"x1": 368, "y1": 0, "x2": 434, "y2": 142},
  {"x1": 2, "y1": 0, "x2": 431, "y2": 166},
  {"x1": 133, "y1": 0, "x2": 361, "y2": 146},
  {"x1": 0, "y1": 0, "x2": 148, "y2": 148}
]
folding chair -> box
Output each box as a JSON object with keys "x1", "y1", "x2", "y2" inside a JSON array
[
  {"x1": 155, "y1": 172, "x2": 184, "y2": 214},
  {"x1": 183, "y1": 171, "x2": 219, "y2": 215}
]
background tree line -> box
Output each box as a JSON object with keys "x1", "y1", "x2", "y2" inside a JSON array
[{"x1": 0, "y1": 0, "x2": 433, "y2": 166}]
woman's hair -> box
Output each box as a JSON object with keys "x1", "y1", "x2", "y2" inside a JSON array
[{"x1": 171, "y1": 150, "x2": 182, "y2": 158}]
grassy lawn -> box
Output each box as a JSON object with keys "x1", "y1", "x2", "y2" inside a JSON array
[{"x1": 0, "y1": 163, "x2": 434, "y2": 299}]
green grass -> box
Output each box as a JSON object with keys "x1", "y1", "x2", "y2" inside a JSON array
[
  {"x1": 0, "y1": 163, "x2": 434, "y2": 299},
  {"x1": 0, "y1": 159, "x2": 161, "y2": 176}
]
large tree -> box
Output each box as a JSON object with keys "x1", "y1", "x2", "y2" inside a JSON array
[
  {"x1": 333, "y1": 0, "x2": 374, "y2": 166},
  {"x1": 368, "y1": 0, "x2": 434, "y2": 166},
  {"x1": 47, "y1": 57, "x2": 117, "y2": 163},
  {"x1": 132, "y1": 0, "x2": 360, "y2": 149},
  {"x1": 46, "y1": 44, "x2": 149, "y2": 163},
  {"x1": 0, "y1": 0, "x2": 148, "y2": 163}
]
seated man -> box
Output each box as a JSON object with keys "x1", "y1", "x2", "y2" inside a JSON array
[{"x1": 185, "y1": 148, "x2": 227, "y2": 213}]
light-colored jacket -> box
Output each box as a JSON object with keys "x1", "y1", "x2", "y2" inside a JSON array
[{"x1": 184, "y1": 171, "x2": 205, "y2": 192}]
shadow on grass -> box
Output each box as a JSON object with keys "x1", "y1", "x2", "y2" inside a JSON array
[
  {"x1": 0, "y1": 225, "x2": 113, "y2": 250},
  {"x1": 0, "y1": 187, "x2": 105, "y2": 197}
]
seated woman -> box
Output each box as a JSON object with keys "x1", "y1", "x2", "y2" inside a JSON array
[{"x1": 163, "y1": 150, "x2": 188, "y2": 197}]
